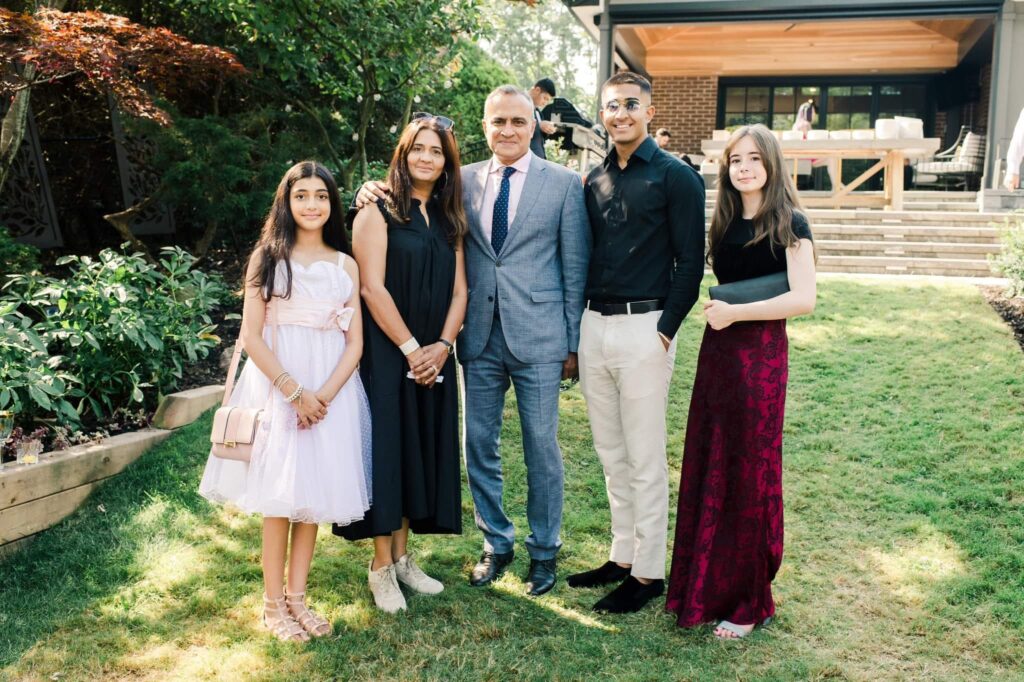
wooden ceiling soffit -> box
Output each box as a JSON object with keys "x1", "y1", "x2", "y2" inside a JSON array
[{"x1": 626, "y1": 18, "x2": 991, "y2": 77}]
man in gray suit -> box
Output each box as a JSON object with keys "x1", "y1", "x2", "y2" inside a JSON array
[{"x1": 355, "y1": 86, "x2": 590, "y2": 597}]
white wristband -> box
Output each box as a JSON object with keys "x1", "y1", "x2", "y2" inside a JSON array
[{"x1": 399, "y1": 337, "x2": 420, "y2": 356}]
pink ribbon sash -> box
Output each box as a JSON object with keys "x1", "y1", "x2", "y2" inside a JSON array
[{"x1": 270, "y1": 294, "x2": 354, "y2": 332}]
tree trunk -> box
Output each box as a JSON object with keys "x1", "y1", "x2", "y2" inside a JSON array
[
  {"x1": 102, "y1": 196, "x2": 158, "y2": 263},
  {"x1": 0, "y1": 65, "x2": 37, "y2": 195},
  {"x1": 193, "y1": 218, "x2": 219, "y2": 260}
]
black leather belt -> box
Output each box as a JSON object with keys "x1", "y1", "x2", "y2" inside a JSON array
[{"x1": 586, "y1": 299, "x2": 663, "y2": 316}]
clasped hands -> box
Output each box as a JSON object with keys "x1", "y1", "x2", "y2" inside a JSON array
[
  {"x1": 287, "y1": 384, "x2": 333, "y2": 430},
  {"x1": 407, "y1": 343, "x2": 447, "y2": 388}
]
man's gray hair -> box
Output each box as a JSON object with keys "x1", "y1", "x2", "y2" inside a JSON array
[{"x1": 485, "y1": 84, "x2": 533, "y2": 109}]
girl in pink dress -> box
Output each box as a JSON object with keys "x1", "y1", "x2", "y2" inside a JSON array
[{"x1": 200, "y1": 161, "x2": 371, "y2": 641}]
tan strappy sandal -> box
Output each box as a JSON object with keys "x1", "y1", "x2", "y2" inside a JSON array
[
  {"x1": 285, "y1": 590, "x2": 333, "y2": 637},
  {"x1": 263, "y1": 594, "x2": 310, "y2": 642}
]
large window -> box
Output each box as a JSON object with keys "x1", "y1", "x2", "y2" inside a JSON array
[{"x1": 718, "y1": 81, "x2": 929, "y2": 132}]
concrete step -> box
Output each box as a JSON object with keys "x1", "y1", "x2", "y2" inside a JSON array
[
  {"x1": 707, "y1": 190, "x2": 979, "y2": 201},
  {"x1": 816, "y1": 239, "x2": 1000, "y2": 259},
  {"x1": 818, "y1": 255, "x2": 994, "y2": 277},
  {"x1": 808, "y1": 224, "x2": 1001, "y2": 243},
  {"x1": 804, "y1": 209, "x2": 1007, "y2": 226}
]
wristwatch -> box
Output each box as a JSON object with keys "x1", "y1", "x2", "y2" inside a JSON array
[{"x1": 438, "y1": 338, "x2": 454, "y2": 355}]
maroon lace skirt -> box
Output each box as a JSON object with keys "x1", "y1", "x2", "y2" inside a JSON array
[{"x1": 666, "y1": 320, "x2": 788, "y2": 628}]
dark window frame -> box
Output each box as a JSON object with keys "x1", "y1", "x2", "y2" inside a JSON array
[{"x1": 716, "y1": 75, "x2": 935, "y2": 135}]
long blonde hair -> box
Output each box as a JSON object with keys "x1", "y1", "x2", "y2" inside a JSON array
[{"x1": 707, "y1": 124, "x2": 814, "y2": 264}]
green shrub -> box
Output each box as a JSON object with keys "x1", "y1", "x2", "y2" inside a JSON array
[
  {"x1": 0, "y1": 224, "x2": 40, "y2": 279},
  {"x1": 3, "y1": 245, "x2": 231, "y2": 423},
  {"x1": 990, "y1": 211, "x2": 1024, "y2": 298},
  {"x1": 0, "y1": 306, "x2": 81, "y2": 425}
]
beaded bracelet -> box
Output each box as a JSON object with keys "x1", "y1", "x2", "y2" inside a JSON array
[{"x1": 284, "y1": 383, "x2": 303, "y2": 403}]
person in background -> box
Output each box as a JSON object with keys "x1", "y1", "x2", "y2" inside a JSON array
[
  {"x1": 793, "y1": 99, "x2": 816, "y2": 137},
  {"x1": 655, "y1": 128, "x2": 672, "y2": 150},
  {"x1": 529, "y1": 77, "x2": 558, "y2": 159},
  {"x1": 1004, "y1": 105, "x2": 1024, "y2": 191}
]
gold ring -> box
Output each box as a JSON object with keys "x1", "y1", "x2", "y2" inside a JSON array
[{"x1": 430, "y1": 366, "x2": 438, "y2": 374}]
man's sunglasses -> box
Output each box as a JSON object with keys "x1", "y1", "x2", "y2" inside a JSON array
[{"x1": 412, "y1": 111, "x2": 455, "y2": 131}]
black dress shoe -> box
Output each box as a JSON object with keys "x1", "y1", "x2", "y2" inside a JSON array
[
  {"x1": 525, "y1": 558, "x2": 557, "y2": 596},
  {"x1": 592, "y1": 576, "x2": 664, "y2": 613},
  {"x1": 470, "y1": 550, "x2": 514, "y2": 587},
  {"x1": 566, "y1": 561, "x2": 631, "y2": 588}
]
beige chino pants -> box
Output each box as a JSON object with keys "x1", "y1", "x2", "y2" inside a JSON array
[{"x1": 578, "y1": 308, "x2": 676, "y2": 580}]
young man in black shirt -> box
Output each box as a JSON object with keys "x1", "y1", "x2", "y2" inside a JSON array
[{"x1": 567, "y1": 71, "x2": 706, "y2": 613}]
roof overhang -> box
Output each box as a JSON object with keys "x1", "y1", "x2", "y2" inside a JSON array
[{"x1": 563, "y1": 0, "x2": 1001, "y2": 77}]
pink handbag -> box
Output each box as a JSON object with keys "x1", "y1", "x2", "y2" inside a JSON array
[{"x1": 209, "y1": 310, "x2": 278, "y2": 462}]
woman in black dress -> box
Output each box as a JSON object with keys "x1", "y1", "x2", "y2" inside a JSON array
[{"x1": 334, "y1": 114, "x2": 468, "y2": 613}]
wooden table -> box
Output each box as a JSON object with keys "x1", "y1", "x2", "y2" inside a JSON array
[{"x1": 701, "y1": 138, "x2": 941, "y2": 210}]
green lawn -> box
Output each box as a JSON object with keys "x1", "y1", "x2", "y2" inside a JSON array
[{"x1": 2, "y1": 276, "x2": 1023, "y2": 681}]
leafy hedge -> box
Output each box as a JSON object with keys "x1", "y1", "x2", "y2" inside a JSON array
[
  {"x1": 990, "y1": 211, "x2": 1024, "y2": 298},
  {"x1": 1, "y1": 246, "x2": 231, "y2": 429}
]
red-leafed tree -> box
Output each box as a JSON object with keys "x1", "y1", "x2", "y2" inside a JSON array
[{"x1": 0, "y1": 6, "x2": 246, "y2": 195}]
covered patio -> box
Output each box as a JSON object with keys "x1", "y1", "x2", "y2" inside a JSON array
[{"x1": 564, "y1": 0, "x2": 1024, "y2": 202}]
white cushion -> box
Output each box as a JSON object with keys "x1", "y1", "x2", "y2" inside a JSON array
[
  {"x1": 894, "y1": 116, "x2": 924, "y2": 139},
  {"x1": 806, "y1": 129, "x2": 829, "y2": 140},
  {"x1": 712, "y1": 130, "x2": 730, "y2": 141},
  {"x1": 829, "y1": 130, "x2": 852, "y2": 140},
  {"x1": 852, "y1": 129, "x2": 875, "y2": 140},
  {"x1": 875, "y1": 119, "x2": 900, "y2": 140}
]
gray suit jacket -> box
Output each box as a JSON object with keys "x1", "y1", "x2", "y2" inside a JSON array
[{"x1": 457, "y1": 154, "x2": 590, "y2": 364}]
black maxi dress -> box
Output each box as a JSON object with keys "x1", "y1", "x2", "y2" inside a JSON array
[{"x1": 333, "y1": 198, "x2": 462, "y2": 540}]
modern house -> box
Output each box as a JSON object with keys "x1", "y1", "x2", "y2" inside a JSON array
[{"x1": 562, "y1": 0, "x2": 1024, "y2": 195}]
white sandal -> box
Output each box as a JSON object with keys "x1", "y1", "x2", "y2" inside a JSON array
[
  {"x1": 263, "y1": 594, "x2": 310, "y2": 642},
  {"x1": 285, "y1": 590, "x2": 333, "y2": 637}
]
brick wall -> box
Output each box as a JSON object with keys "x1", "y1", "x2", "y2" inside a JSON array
[
  {"x1": 650, "y1": 76, "x2": 718, "y2": 157},
  {"x1": 934, "y1": 110, "x2": 948, "y2": 147}
]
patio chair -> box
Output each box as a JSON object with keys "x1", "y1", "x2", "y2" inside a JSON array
[{"x1": 914, "y1": 126, "x2": 986, "y2": 190}]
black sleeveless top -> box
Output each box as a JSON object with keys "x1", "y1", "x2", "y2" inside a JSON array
[{"x1": 711, "y1": 212, "x2": 813, "y2": 285}]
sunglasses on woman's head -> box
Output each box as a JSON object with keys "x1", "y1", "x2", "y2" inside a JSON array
[{"x1": 412, "y1": 111, "x2": 455, "y2": 131}]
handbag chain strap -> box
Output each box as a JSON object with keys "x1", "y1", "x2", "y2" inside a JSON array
[{"x1": 221, "y1": 299, "x2": 281, "y2": 407}]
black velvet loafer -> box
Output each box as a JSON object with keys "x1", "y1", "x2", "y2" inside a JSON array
[
  {"x1": 592, "y1": 576, "x2": 664, "y2": 613},
  {"x1": 566, "y1": 561, "x2": 631, "y2": 588}
]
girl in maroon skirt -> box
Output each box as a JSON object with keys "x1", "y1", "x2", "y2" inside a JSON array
[{"x1": 665, "y1": 124, "x2": 817, "y2": 639}]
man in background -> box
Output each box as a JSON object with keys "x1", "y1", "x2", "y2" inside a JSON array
[
  {"x1": 529, "y1": 78, "x2": 558, "y2": 159},
  {"x1": 654, "y1": 128, "x2": 672, "y2": 150}
]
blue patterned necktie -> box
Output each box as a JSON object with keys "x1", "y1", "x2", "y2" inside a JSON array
[{"x1": 490, "y1": 165, "x2": 516, "y2": 254}]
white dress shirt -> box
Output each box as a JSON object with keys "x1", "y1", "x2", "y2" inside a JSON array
[
  {"x1": 480, "y1": 151, "x2": 534, "y2": 243},
  {"x1": 1008, "y1": 107, "x2": 1024, "y2": 179}
]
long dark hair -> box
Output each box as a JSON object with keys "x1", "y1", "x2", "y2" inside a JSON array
[
  {"x1": 384, "y1": 118, "x2": 467, "y2": 243},
  {"x1": 249, "y1": 161, "x2": 349, "y2": 301},
  {"x1": 707, "y1": 124, "x2": 815, "y2": 264}
]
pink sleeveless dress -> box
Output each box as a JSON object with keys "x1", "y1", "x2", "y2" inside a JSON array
[{"x1": 200, "y1": 252, "x2": 371, "y2": 525}]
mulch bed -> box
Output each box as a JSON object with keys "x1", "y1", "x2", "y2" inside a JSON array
[{"x1": 980, "y1": 285, "x2": 1024, "y2": 355}]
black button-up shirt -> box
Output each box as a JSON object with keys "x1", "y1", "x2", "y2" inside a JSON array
[{"x1": 584, "y1": 135, "x2": 706, "y2": 338}]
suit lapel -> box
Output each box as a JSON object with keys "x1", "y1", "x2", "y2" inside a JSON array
[
  {"x1": 466, "y1": 162, "x2": 496, "y2": 260},
  {"x1": 498, "y1": 156, "x2": 546, "y2": 256}
]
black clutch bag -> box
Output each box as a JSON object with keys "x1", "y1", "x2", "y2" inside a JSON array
[{"x1": 709, "y1": 271, "x2": 790, "y2": 304}]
